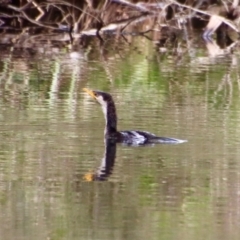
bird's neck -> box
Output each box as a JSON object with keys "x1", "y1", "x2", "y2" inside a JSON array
[{"x1": 101, "y1": 101, "x2": 117, "y2": 136}]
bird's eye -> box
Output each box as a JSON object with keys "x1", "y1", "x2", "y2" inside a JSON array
[{"x1": 94, "y1": 92, "x2": 98, "y2": 97}]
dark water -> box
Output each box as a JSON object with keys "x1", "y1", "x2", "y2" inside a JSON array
[{"x1": 0, "y1": 35, "x2": 240, "y2": 240}]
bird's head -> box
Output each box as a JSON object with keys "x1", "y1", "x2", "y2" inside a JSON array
[
  {"x1": 83, "y1": 88, "x2": 117, "y2": 133},
  {"x1": 83, "y1": 88, "x2": 113, "y2": 107}
]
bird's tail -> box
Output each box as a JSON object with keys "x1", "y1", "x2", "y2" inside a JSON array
[{"x1": 151, "y1": 137, "x2": 188, "y2": 144}]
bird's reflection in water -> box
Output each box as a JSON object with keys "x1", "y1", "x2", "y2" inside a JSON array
[
  {"x1": 83, "y1": 138, "x2": 184, "y2": 182},
  {"x1": 83, "y1": 139, "x2": 117, "y2": 182}
]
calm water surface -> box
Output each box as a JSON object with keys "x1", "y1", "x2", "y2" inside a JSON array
[{"x1": 0, "y1": 35, "x2": 240, "y2": 240}]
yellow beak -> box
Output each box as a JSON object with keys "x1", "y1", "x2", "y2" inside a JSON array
[{"x1": 83, "y1": 88, "x2": 96, "y2": 99}]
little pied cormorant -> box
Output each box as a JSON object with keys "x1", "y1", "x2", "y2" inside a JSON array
[{"x1": 83, "y1": 88, "x2": 187, "y2": 145}]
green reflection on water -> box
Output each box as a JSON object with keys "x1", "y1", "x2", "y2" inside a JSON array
[{"x1": 0, "y1": 35, "x2": 240, "y2": 240}]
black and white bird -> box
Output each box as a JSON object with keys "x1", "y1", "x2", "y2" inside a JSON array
[{"x1": 83, "y1": 88, "x2": 187, "y2": 146}]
